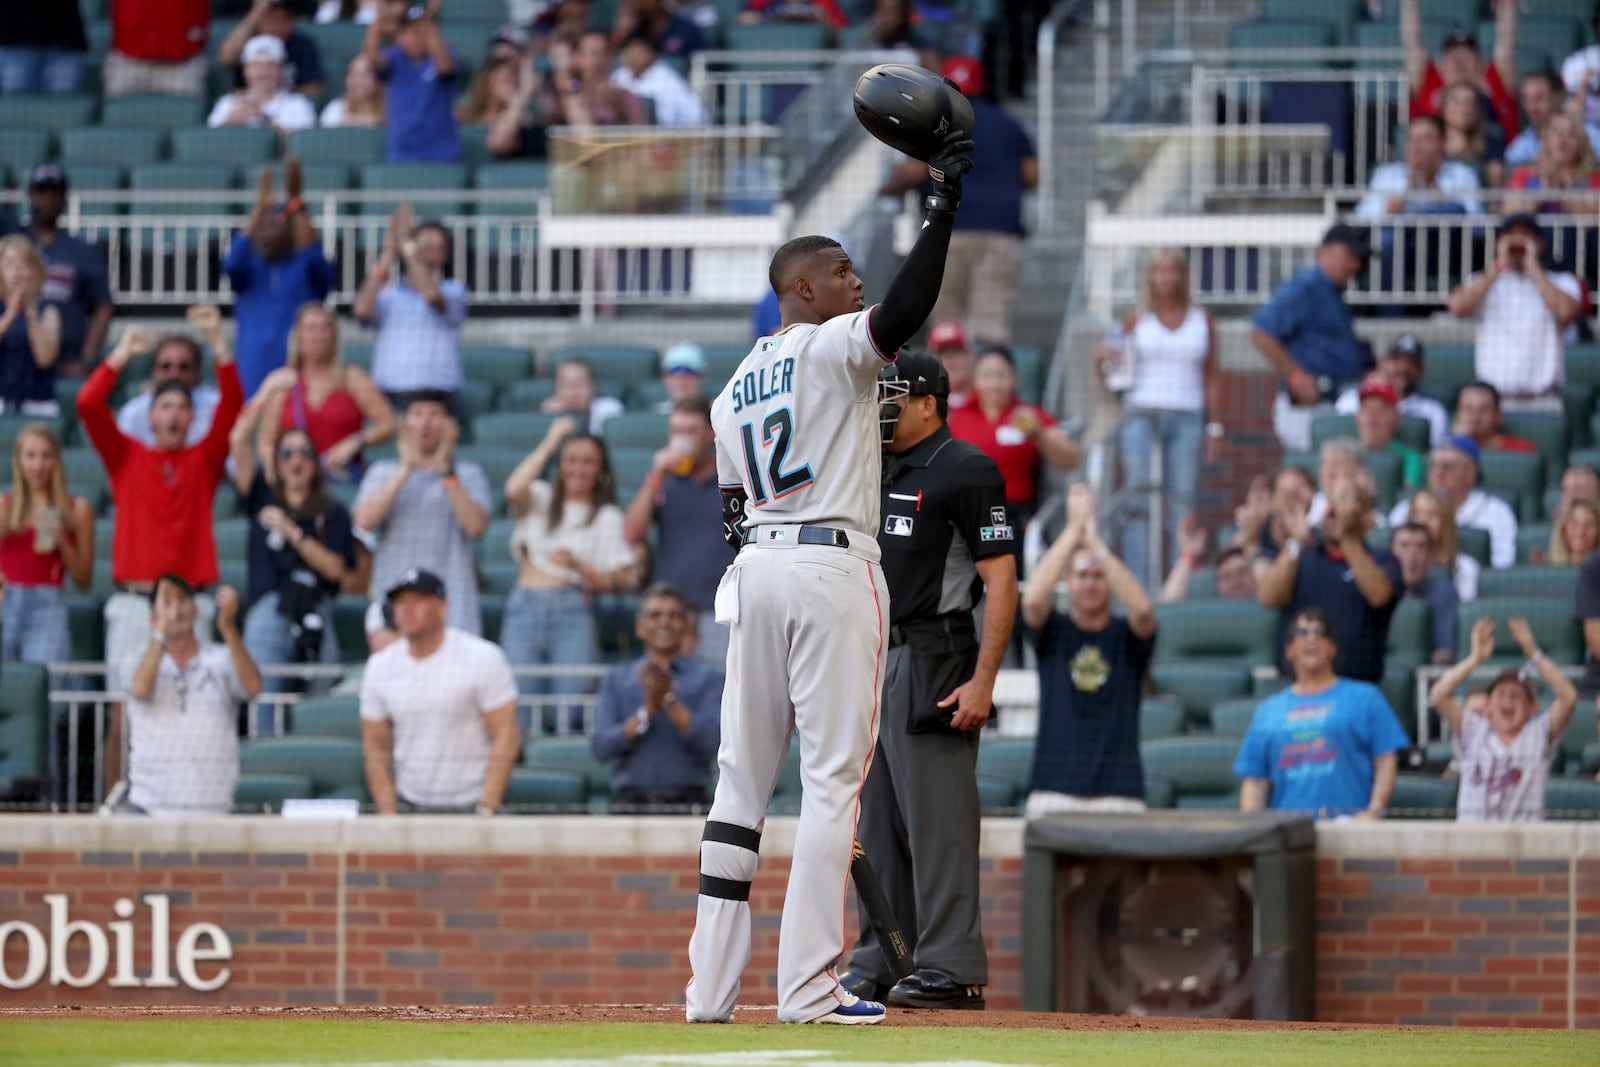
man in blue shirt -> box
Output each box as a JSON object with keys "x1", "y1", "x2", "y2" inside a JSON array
[
  {"x1": 222, "y1": 159, "x2": 334, "y2": 397},
  {"x1": 352, "y1": 204, "x2": 468, "y2": 400},
  {"x1": 881, "y1": 56, "x2": 1035, "y2": 345},
  {"x1": 1236, "y1": 607, "x2": 1409, "y2": 819},
  {"x1": 1251, "y1": 223, "x2": 1373, "y2": 453},
  {"x1": 590, "y1": 584, "x2": 723, "y2": 812},
  {"x1": 1259, "y1": 470, "x2": 1399, "y2": 684},
  {"x1": 365, "y1": 2, "x2": 459, "y2": 163},
  {"x1": 24, "y1": 164, "x2": 112, "y2": 379}
]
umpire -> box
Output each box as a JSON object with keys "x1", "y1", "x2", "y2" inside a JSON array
[{"x1": 841, "y1": 352, "x2": 1019, "y2": 1011}]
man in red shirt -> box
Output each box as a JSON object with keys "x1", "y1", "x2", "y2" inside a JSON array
[
  {"x1": 77, "y1": 309, "x2": 243, "y2": 691},
  {"x1": 104, "y1": 0, "x2": 209, "y2": 98},
  {"x1": 1403, "y1": 0, "x2": 1519, "y2": 139},
  {"x1": 1453, "y1": 381, "x2": 1538, "y2": 454}
]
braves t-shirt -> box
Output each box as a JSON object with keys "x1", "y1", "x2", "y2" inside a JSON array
[
  {"x1": 1029, "y1": 614, "x2": 1154, "y2": 800},
  {"x1": 1234, "y1": 679, "x2": 1410, "y2": 816}
]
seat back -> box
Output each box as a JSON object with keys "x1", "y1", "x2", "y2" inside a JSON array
[
  {"x1": 101, "y1": 94, "x2": 207, "y2": 130},
  {"x1": 1152, "y1": 599, "x2": 1277, "y2": 664},
  {"x1": 521, "y1": 735, "x2": 611, "y2": 804},
  {"x1": 0, "y1": 663, "x2": 49, "y2": 801},
  {"x1": 460, "y1": 344, "x2": 534, "y2": 387},
  {"x1": 975, "y1": 735, "x2": 1034, "y2": 810},
  {"x1": 1454, "y1": 596, "x2": 1581, "y2": 664},
  {"x1": 60, "y1": 127, "x2": 167, "y2": 167},
  {"x1": 1138, "y1": 697, "x2": 1186, "y2": 741},
  {"x1": 1544, "y1": 778, "x2": 1600, "y2": 820},
  {"x1": 1209, "y1": 698, "x2": 1260, "y2": 738},
  {"x1": 171, "y1": 127, "x2": 280, "y2": 167},
  {"x1": 290, "y1": 696, "x2": 363, "y2": 740},
  {"x1": 1149, "y1": 662, "x2": 1255, "y2": 726},
  {"x1": 601, "y1": 413, "x2": 670, "y2": 450},
  {"x1": 237, "y1": 736, "x2": 368, "y2": 800},
  {"x1": 233, "y1": 772, "x2": 316, "y2": 813},
  {"x1": 1476, "y1": 565, "x2": 1578, "y2": 600},
  {"x1": 1387, "y1": 774, "x2": 1458, "y2": 819},
  {"x1": 545, "y1": 344, "x2": 658, "y2": 381},
  {"x1": 288, "y1": 126, "x2": 387, "y2": 168},
  {"x1": 357, "y1": 162, "x2": 471, "y2": 218},
  {"x1": 1139, "y1": 736, "x2": 1241, "y2": 806},
  {"x1": 503, "y1": 767, "x2": 589, "y2": 812}
]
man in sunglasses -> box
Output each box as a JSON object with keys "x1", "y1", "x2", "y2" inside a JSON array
[
  {"x1": 114, "y1": 332, "x2": 223, "y2": 448},
  {"x1": 1234, "y1": 607, "x2": 1410, "y2": 820}
]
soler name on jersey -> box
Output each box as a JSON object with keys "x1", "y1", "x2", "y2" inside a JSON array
[{"x1": 728, "y1": 354, "x2": 796, "y2": 414}]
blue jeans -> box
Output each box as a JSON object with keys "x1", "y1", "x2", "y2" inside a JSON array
[
  {"x1": 242, "y1": 591, "x2": 340, "y2": 735},
  {"x1": 1117, "y1": 409, "x2": 1204, "y2": 589},
  {"x1": 0, "y1": 47, "x2": 85, "y2": 94},
  {"x1": 498, "y1": 585, "x2": 596, "y2": 734},
  {"x1": 3, "y1": 584, "x2": 74, "y2": 805}
]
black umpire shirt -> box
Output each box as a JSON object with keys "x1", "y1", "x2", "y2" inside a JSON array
[{"x1": 879, "y1": 424, "x2": 1015, "y2": 626}]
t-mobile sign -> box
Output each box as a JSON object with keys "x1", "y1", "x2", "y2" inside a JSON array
[{"x1": 0, "y1": 894, "x2": 232, "y2": 991}]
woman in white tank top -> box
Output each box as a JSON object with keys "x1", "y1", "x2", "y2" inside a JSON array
[{"x1": 1094, "y1": 250, "x2": 1220, "y2": 588}]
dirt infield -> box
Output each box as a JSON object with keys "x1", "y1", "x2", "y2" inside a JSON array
[{"x1": 0, "y1": 1004, "x2": 1428, "y2": 1032}]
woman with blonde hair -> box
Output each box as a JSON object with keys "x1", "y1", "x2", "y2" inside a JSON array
[
  {"x1": 1508, "y1": 111, "x2": 1600, "y2": 213},
  {"x1": 1092, "y1": 248, "x2": 1220, "y2": 587},
  {"x1": 1547, "y1": 498, "x2": 1600, "y2": 564},
  {"x1": 0, "y1": 423, "x2": 93, "y2": 667},
  {"x1": 254, "y1": 302, "x2": 394, "y2": 484},
  {"x1": 0, "y1": 236, "x2": 62, "y2": 416},
  {"x1": 1404, "y1": 486, "x2": 1478, "y2": 602},
  {"x1": 319, "y1": 53, "x2": 386, "y2": 129}
]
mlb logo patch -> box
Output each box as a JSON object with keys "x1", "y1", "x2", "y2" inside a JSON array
[
  {"x1": 990, "y1": 507, "x2": 1008, "y2": 525},
  {"x1": 767, "y1": 528, "x2": 787, "y2": 540},
  {"x1": 885, "y1": 515, "x2": 914, "y2": 536}
]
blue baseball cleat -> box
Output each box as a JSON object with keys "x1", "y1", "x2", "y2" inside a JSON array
[{"x1": 808, "y1": 996, "x2": 886, "y2": 1024}]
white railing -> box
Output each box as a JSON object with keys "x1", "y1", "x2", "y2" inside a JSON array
[{"x1": 1096, "y1": 124, "x2": 1335, "y2": 216}]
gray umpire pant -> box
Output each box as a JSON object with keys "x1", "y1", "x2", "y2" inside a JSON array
[{"x1": 846, "y1": 638, "x2": 987, "y2": 986}]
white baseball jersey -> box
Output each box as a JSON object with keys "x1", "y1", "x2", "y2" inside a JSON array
[
  {"x1": 712, "y1": 309, "x2": 892, "y2": 537},
  {"x1": 1453, "y1": 710, "x2": 1559, "y2": 822}
]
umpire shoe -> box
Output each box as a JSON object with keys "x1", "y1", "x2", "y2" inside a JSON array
[
  {"x1": 839, "y1": 970, "x2": 892, "y2": 1002},
  {"x1": 885, "y1": 969, "x2": 986, "y2": 1010}
]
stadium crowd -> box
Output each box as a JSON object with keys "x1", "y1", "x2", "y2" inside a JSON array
[{"x1": 0, "y1": 0, "x2": 1596, "y2": 826}]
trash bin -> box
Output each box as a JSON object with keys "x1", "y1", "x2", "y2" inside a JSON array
[{"x1": 1021, "y1": 810, "x2": 1316, "y2": 1020}]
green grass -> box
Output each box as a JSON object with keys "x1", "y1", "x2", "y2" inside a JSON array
[{"x1": 1, "y1": 1019, "x2": 1596, "y2": 1067}]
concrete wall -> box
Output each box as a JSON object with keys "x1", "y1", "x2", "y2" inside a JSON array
[{"x1": 0, "y1": 817, "x2": 1594, "y2": 1027}]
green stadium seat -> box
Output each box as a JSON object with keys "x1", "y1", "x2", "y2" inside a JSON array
[
  {"x1": 1544, "y1": 778, "x2": 1600, "y2": 820},
  {"x1": 1517, "y1": 523, "x2": 1552, "y2": 564},
  {"x1": 1151, "y1": 599, "x2": 1277, "y2": 665},
  {"x1": 213, "y1": 517, "x2": 252, "y2": 562},
  {"x1": 341, "y1": 339, "x2": 373, "y2": 370},
  {"x1": 498, "y1": 379, "x2": 557, "y2": 412},
  {"x1": 1379, "y1": 659, "x2": 1420, "y2": 743},
  {"x1": 461, "y1": 344, "x2": 534, "y2": 387},
  {"x1": 768, "y1": 735, "x2": 803, "y2": 815},
  {"x1": 60, "y1": 127, "x2": 166, "y2": 168},
  {"x1": 288, "y1": 126, "x2": 387, "y2": 169},
  {"x1": 60, "y1": 448, "x2": 110, "y2": 512},
  {"x1": 1149, "y1": 662, "x2": 1254, "y2": 727},
  {"x1": 0, "y1": 415, "x2": 68, "y2": 457},
  {"x1": 1559, "y1": 712, "x2": 1598, "y2": 775},
  {"x1": 725, "y1": 23, "x2": 831, "y2": 53},
  {"x1": 696, "y1": 342, "x2": 750, "y2": 383},
  {"x1": 457, "y1": 124, "x2": 494, "y2": 168},
  {"x1": 297, "y1": 163, "x2": 356, "y2": 198},
  {"x1": 443, "y1": 0, "x2": 512, "y2": 20},
  {"x1": 1386, "y1": 595, "x2": 1433, "y2": 667},
  {"x1": 975, "y1": 735, "x2": 1033, "y2": 811},
  {"x1": 471, "y1": 411, "x2": 555, "y2": 450},
  {"x1": 1258, "y1": 0, "x2": 1362, "y2": 42},
  {"x1": 1476, "y1": 564, "x2": 1579, "y2": 599},
  {"x1": 455, "y1": 378, "x2": 497, "y2": 425},
  {"x1": 1454, "y1": 596, "x2": 1582, "y2": 665},
  {"x1": 480, "y1": 560, "x2": 521, "y2": 595},
  {"x1": 457, "y1": 445, "x2": 527, "y2": 493},
  {"x1": 332, "y1": 594, "x2": 371, "y2": 664},
  {"x1": 233, "y1": 772, "x2": 315, "y2": 813},
  {"x1": 1478, "y1": 450, "x2": 1546, "y2": 523},
  {"x1": 605, "y1": 446, "x2": 653, "y2": 501},
  {"x1": 503, "y1": 767, "x2": 588, "y2": 812},
  {"x1": 289, "y1": 696, "x2": 362, "y2": 740},
  {"x1": 1209, "y1": 698, "x2": 1259, "y2": 738},
  {"x1": 0, "y1": 94, "x2": 97, "y2": 131},
  {"x1": 357, "y1": 162, "x2": 472, "y2": 218},
  {"x1": 238, "y1": 736, "x2": 368, "y2": 801},
  {"x1": 100, "y1": 94, "x2": 207, "y2": 130},
  {"x1": 1138, "y1": 697, "x2": 1186, "y2": 741},
  {"x1": 1310, "y1": 413, "x2": 1430, "y2": 454},
  {"x1": 545, "y1": 344, "x2": 658, "y2": 381},
  {"x1": 1387, "y1": 774, "x2": 1458, "y2": 819},
  {"x1": 1581, "y1": 740, "x2": 1600, "y2": 777},
  {"x1": 65, "y1": 592, "x2": 106, "y2": 663},
  {"x1": 521, "y1": 734, "x2": 611, "y2": 806},
  {"x1": 129, "y1": 163, "x2": 241, "y2": 246},
  {"x1": 1561, "y1": 384, "x2": 1593, "y2": 449},
  {"x1": 480, "y1": 591, "x2": 505, "y2": 643},
  {"x1": 593, "y1": 592, "x2": 643, "y2": 662},
  {"x1": 475, "y1": 159, "x2": 552, "y2": 195},
  {"x1": 1498, "y1": 412, "x2": 1569, "y2": 487},
  {"x1": 1229, "y1": 20, "x2": 1335, "y2": 60},
  {"x1": 1478, "y1": 16, "x2": 1583, "y2": 71},
  {"x1": 1457, "y1": 525, "x2": 1491, "y2": 568},
  {"x1": 171, "y1": 126, "x2": 281, "y2": 168},
  {"x1": 601, "y1": 413, "x2": 669, "y2": 450},
  {"x1": 475, "y1": 517, "x2": 517, "y2": 564},
  {"x1": 1414, "y1": 343, "x2": 1475, "y2": 406},
  {"x1": 0, "y1": 663, "x2": 48, "y2": 801},
  {"x1": 0, "y1": 130, "x2": 53, "y2": 176},
  {"x1": 1139, "y1": 736, "x2": 1241, "y2": 809}
]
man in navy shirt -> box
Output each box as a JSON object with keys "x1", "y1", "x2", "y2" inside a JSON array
[
  {"x1": 23, "y1": 165, "x2": 112, "y2": 380},
  {"x1": 222, "y1": 159, "x2": 334, "y2": 397},
  {"x1": 1251, "y1": 224, "x2": 1373, "y2": 453},
  {"x1": 881, "y1": 56, "x2": 1035, "y2": 345},
  {"x1": 1259, "y1": 470, "x2": 1399, "y2": 684},
  {"x1": 590, "y1": 584, "x2": 723, "y2": 812},
  {"x1": 365, "y1": 2, "x2": 459, "y2": 163},
  {"x1": 1020, "y1": 483, "x2": 1157, "y2": 815},
  {"x1": 1236, "y1": 607, "x2": 1409, "y2": 819}
]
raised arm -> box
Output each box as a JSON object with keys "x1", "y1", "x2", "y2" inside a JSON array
[
  {"x1": 1506, "y1": 616, "x2": 1581, "y2": 744},
  {"x1": 1493, "y1": 0, "x2": 1517, "y2": 86},
  {"x1": 217, "y1": 0, "x2": 270, "y2": 68},
  {"x1": 1258, "y1": 503, "x2": 1313, "y2": 610},
  {"x1": 1400, "y1": 0, "x2": 1429, "y2": 93},
  {"x1": 61, "y1": 496, "x2": 94, "y2": 592},
  {"x1": 321, "y1": 366, "x2": 396, "y2": 475},
  {"x1": 1447, "y1": 263, "x2": 1499, "y2": 319},
  {"x1": 1022, "y1": 487, "x2": 1091, "y2": 631},
  {"x1": 505, "y1": 417, "x2": 577, "y2": 517},
  {"x1": 76, "y1": 326, "x2": 152, "y2": 469},
  {"x1": 419, "y1": 2, "x2": 454, "y2": 79},
  {"x1": 1428, "y1": 615, "x2": 1494, "y2": 735},
  {"x1": 191, "y1": 306, "x2": 244, "y2": 470},
  {"x1": 215, "y1": 587, "x2": 262, "y2": 697}
]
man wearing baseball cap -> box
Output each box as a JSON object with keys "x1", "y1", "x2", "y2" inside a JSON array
[
  {"x1": 1334, "y1": 335, "x2": 1449, "y2": 448},
  {"x1": 1448, "y1": 213, "x2": 1583, "y2": 415},
  {"x1": 1403, "y1": 0, "x2": 1521, "y2": 141},
  {"x1": 217, "y1": 0, "x2": 326, "y2": 98},
  {"x1": 1390, "y1": 434, "x2": 1520, "y2": 569},
  {"x1": 928, "y1": 320, "x2": 975, "y2": 409},
  {"x1": 205, "y1": 35, "x2": 317, "y2": 133},
  {"x1": 1251, "y1": 222, "x2": 1373, "y2": 453},
  {"x1": 653, "y1": 342, "x2": 706, "y2": 414},
  {"x1": 358, "y1": 568, "x2": 521, "y2": 815},
  {"x1": 23, "y1": 164, "x2": 113, "y2": 379},
  {"x1": 1354, "y1": 376, "x2": 1425, "y2": 488}
]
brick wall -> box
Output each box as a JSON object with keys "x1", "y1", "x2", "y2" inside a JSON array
[{"x1": 1, "y1": 818, "x2": 1594, "y2": 1028}]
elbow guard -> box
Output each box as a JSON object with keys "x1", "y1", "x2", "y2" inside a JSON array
[{"x1": 722, "y1": 487, "x2": 750, "y2": 551}]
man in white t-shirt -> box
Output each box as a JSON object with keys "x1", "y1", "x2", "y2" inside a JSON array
[
  {"x1": 610, "y1": 30, "x2": 707, "y2": 127},
  {"x1": 206, "y1": 35, "x2": 317, "y2": 134},
  {"x1": 1332, "y1": 335, "x2": 1449, "y2": 448},
  {"x1": 1389, "y1": 435, "x2": 1519, "y2": 569},
  {"x1": 359, "y1": 568, "x2": 521, "y2": 814},
  {"x1": 119, "y1": 578, "x2": 261, "y2": 817},
  {"x1": 1447, "y1": 214, "x2": 1584, "y2": 415},
  {"x1": 1427, "y1": 615, "x2": 1579, "y2": 821}
]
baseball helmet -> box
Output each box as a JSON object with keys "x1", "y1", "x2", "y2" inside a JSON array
[{"x1": 853, "y1": 63, "x2": 974, "y2": 162}]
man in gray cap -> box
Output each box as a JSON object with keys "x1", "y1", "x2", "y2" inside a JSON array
[{"x1": 839, "y1": 352, "x2": 1018, "y2": 1011}]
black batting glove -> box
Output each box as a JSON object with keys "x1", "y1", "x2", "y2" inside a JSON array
[{"x1": 925, "y1": 134, "x2": 975, "y2": 220}]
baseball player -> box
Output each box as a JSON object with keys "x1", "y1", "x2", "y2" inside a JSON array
[{"x1": 685, "y1": 129, "x2": 975, "y2": 1025}]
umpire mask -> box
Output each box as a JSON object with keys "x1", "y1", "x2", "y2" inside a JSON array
[{"x1": 877, "y1": 352, "x2": 950, "y2": 445}]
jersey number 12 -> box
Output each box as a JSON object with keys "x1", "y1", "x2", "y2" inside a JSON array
[{"x1": 738, "y1": 409, "x2": 813, "y2": 504}]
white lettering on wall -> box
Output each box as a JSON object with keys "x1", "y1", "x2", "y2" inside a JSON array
[{"x1": 0, "y1": 895, "x2": 232, "y2": 991}]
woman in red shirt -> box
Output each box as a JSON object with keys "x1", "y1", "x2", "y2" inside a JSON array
[
  {"x1": 946, "y1": 345, "x2": 1078, "y2": 531},
  {"x1": 256, "y1": 303, "x2": 394, "y2": 484},
  {"x1": 0, "y1": 423, "x2": 94, "y2": 666}
]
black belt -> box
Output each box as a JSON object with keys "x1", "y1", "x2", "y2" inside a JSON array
[
  {"x1": 797, "y1": 526, "x2": 850, "y2": 548},
  {"x1": 889, "y1": 613, "x2": 973, "y2": 648}
]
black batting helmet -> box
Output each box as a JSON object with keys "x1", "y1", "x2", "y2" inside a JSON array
[{"x1": 853, "y1": 63, "x2": 974, "y2": 162}]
